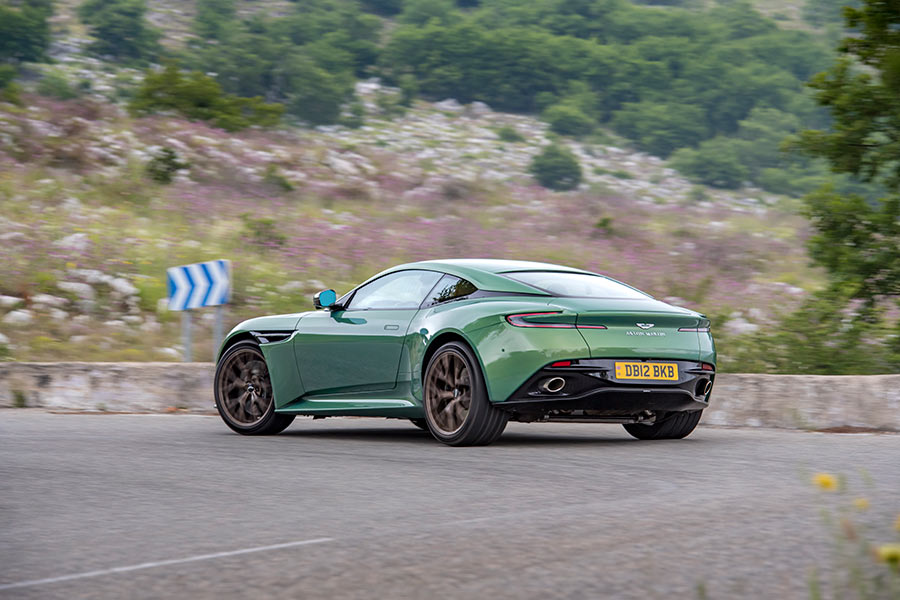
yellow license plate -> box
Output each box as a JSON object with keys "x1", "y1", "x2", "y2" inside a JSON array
[{"x1": 614, "y1": 362, "x2": 678, "y2": 381}]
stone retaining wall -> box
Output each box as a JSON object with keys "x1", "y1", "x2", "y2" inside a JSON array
[{"x1": 1, "y1": 363, "x2": 898, "y2": 430}]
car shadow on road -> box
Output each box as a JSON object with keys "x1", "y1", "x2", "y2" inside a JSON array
[{"x1": 275, "y1": 424, "x2": 694, "y2": 447}]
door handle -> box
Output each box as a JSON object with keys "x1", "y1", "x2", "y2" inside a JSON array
[{"x1": 384, "y1": 324, "x2": 400, "y2": 331}]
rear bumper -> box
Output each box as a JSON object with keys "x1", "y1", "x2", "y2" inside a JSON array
[{"x1": 497, "y1": 358, "x2": 714, "y2": 418}]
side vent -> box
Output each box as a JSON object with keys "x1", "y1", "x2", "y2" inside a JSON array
[{"x1": 250, "y1": 330, "x2": 294, "y2": 344}]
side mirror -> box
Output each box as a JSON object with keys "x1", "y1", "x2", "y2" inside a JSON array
[{"x1": 313, "y1": 289, "x2": 337, "y2": 310}]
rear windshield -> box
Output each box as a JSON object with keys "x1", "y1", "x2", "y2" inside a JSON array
[{"x1": 504, "y1": 271, "x2": 651, "y2": 299}]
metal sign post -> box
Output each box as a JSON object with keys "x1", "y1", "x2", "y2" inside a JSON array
[{"x1": 166, "y1": 259, "x2": 232, "y2": 362}]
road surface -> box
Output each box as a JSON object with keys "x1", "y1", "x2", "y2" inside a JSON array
[{"x1": 2, "y1": 411, "x2": 899, "y2": 599}]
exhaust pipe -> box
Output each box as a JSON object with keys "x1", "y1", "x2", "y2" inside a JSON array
[
  {"x1": 539, "y1": 377, "x2": 566, "y2": 394},
  {"x1": 697, "y1": 379, "x2": 712, "y2": 396}
]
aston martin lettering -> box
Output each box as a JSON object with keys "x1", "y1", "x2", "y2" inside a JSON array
[{"x1": 626, "y1": 331, "x2": 667, "y2": 336}]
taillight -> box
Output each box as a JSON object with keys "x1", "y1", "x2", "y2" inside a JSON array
[
  {"x1": 701, "y1": 363, "x2": 715, "y2": 371},
  {"x1": 550, "y1": 360, "x2": 572, "y2": 367},
  {"x1": 576, "y1": 324, "x2": 607, "y2": 329},
  {"x1": 678, "y1": 327, "x2": 711, "y2": 332},
  {"x1": 506, "y1": 312, "x2": 575, "y2": 328}
]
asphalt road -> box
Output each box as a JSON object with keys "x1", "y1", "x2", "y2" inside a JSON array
[{"x1": 2, "y1": 411, "x2": 899, "y2": 599}]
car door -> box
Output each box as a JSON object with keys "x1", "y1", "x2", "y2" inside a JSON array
[{"x1": 293, "y1": 270, "x2": 443, "y2": 395}]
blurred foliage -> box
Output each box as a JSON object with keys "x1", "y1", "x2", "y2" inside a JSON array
[
  {"x1": 543, "y1": 102, "x2": 595, "y2": 137},
  {"x1": 145, "y1": 147, "x2": 189, "y2": 184},
  {"x1": 0, "y1": 0, "x2": 52, "y2": 63},
  {"x1": 130, "y1": 63, "x2": 284, "y2": 131},
  {"x1": 529, "y1": 145, "x2": 582, "y2": 191},
  {"x1": 194, "y1": 0, "x2": 235, "y2": 40},
  {"x1": 732, "y1": 0, "x2": 900, "y2": 375},
  {"x1": 36, "y1": 69, "x2": 79, "y2": 100},
  {"x1": 78, "y1": 0, "x2": 161, "y2": 62}
]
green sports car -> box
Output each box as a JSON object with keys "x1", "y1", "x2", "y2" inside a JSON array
[{"x1": 214, "y1": 259, "x2": 716, "y2": 446}]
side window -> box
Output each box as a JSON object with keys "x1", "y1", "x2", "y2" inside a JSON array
[
  {"x1": 348, "y1": 270, "x2": 443, "y2": 310},
  {"x1": 424, "y1": 275, "x2": 478, "y2": 307}
]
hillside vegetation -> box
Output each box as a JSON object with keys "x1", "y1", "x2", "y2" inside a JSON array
[{"x1": 0, "y1": 0, "x2": 896, "y2": 374}]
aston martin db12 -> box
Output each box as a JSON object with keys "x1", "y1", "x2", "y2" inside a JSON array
[{"x1": 214, "y1": 259, "x2": 716, "y2": 446}]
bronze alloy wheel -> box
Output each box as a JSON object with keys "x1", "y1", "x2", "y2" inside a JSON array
[
  {"x1": 424, "y1": 349, "x2": 472, "y2": 436},
  {"x1": 217, "y1": 344, "x2": 274, "y2": 427}
]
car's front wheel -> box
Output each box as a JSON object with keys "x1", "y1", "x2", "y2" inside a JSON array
[
  {"x1": 215, "y1": 341, "x2": 295, "y2": 435},
  {"x1": 622, "y1": 410, "x2": 702, "y2": 440},
  {"x1": 423, "y1": 341, "x2": 507, "y2": 446}
]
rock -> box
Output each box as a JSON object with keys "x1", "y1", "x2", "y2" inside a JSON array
[
  {"x1": 103, "y1": 320, "x2": 127, "y2": 329},
  {"x1": 57, "y1": 281, "x2": 96, "y2": 300},
  {"x1": 0, "y1": 295, "x2": 23, "y2": 308},
  {"x1": 278, "y1": 281, "x2": 305, "y2": 293},
  {"x1": 468, "y1": 101, "x2": 491, "y2": 117},
  {"x1": 435, "y1": 98, "x2": 464, "y2": 113},
  {"x1": 108, "y1": 277, "x2": 138, "y2": 297},
  {"x1": 0, "y1": 332, "x2": 9, "y2": 345},
  {"x1": 61, "y1": 197, "x2": 82, "y2": 212},
  {"x1": 157, "y1": 347, "x2": 180, "y2": 359},
  {"x1": 157, "y1": 298, "x2": 170, "y2": 313},
  {"x1": 54, "y1": 232, "x2": 91, "y2": 253},
  {"x1": 48, "y1": 308, "x2": 68, "y2": 321},
  {"x1": 32, "y1": 293, "x2": 69, "y2": 307},
  {"x1": 140, "y1": 318, "x2": 162, "y2": 333},
  {"x1": 0, "y1": 232, "x2": 26, "y2": 243},
  {"x1": 327, "y1": 154, "x2": 359, "y2": 176},
  {"x1": 723, "y1": 317, "x2": 759, "y2": 336},
  {"x1": 69, "y1": 269, "x2": 108, "y2": 285},
  {"x1": 122, "y1": 315, "x2": 143, "y2": 324},
  {"x1": 2, "y1": 309, "x2": 33, "y2": 325}
]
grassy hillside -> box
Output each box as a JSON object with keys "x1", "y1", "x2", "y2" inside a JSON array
[{"x1": 0, "y1": 78, "x2": 819, "y2": 366}]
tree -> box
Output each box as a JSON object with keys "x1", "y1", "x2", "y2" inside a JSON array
[
  {"x1": 542, "y1": 102, "x2": 595, "y2": 136},
  {"x1": 670, "y1": 138, "x2": 748, "y2": 189},
  {"x1": 194, "y1": 0, "x2": 235, "y2": 40},
  {"x1": 795, "y1": 0, "x2": 900, "y2": 306},
  {"x1": 130, "y1": 63, "x2": 283, "y2": 131},
  {"x1": 610, "y1": 101, "x2": 708, "y2": 157},
  {"x1": 0, "y1": 0, "x2": 53, "y2": 63},
  {"x1": 529, "y1": 145, "x2": 582, "y2": 191},
  {"x1": 275, "y1": 53, "x2": 354, "y2": 125},
  {"x1": 78, "y1": 0, "x2": 160, "y2": 62}
]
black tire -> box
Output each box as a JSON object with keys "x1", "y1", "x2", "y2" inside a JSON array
[
  {"x1": 423, "y1": 341, "x2": 507, "y2": 446},
  {"x1": 409, "y1": 418, "x2": 429, "y2": 431},
  {"x1": 623, "y1": 410, "x2": 702, "y2": 440},
  {"x1": 214, "y1": 341, "x2": 295, "y2": 435}
]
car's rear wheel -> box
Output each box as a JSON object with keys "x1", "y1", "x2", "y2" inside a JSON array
[
  {"x1": 623, "y1": 410, "x2": 702, "y2": 440},
  {"x1": 215, "y1": 341, "x2": 295, "y2": 435},
  {"x1": 423, "y1": 341, "x2": 507, "y2": 446}
]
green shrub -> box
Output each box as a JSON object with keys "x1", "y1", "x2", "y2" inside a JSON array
[
  {"x1": 78, "y1": 0, "x2": 160, "y2": 62},
  {"x1": 670, "y1": 138, "x2": 748, "y2": 189},
  {"x1": 542, "y1": 103, "x2": 595, "y2": 136},
  {"x1": 497, "y1": 125, "x2": 525, "y2": 143},
  {"x1": 130, "y1": 63, "x2": 283, "y2": 131},
  {"x1": 37, "y1": 70, "x2": 79, "y2": 100},
  {"x1": 529, "y1": 145, "x2": 582, "y2": 191},
  {"x1": 146, "y1": 147, "x2": 189, "y2": 184}
]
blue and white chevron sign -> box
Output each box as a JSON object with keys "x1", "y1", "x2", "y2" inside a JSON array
[{"x1": 167, "y1": 260, "x2": 231, "y2": 311}]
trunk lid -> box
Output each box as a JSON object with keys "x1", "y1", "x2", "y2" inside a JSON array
[{"x1": 549, "y1": 297, "x2": 704, "y2": 360}]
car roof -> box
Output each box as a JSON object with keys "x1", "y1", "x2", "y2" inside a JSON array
[{"x1": 370, "y1": 258, "x2": 594, "y2": 295}]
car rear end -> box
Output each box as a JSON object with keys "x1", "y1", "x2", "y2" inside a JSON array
[{"x1": 495, "y1": 272, "x2": 716, "y2": 426}]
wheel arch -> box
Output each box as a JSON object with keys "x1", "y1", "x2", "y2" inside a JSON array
[
  {"x1": 217, "y1": 331, "x2": 257, "y2": 362},
  {"x1": 420, "y1": 329, "x2": 492, "y2": 400}
]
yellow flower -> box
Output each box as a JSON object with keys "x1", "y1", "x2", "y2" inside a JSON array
[
  {"x1": 813, "y1": 473, "x2": 837, "y2": 491},
  {"x1": 852, "y1": 497, "x2": 870, "y2": 511},
  {"x1": 877, "y1": 544, "x2": 900, "y2": 568}
]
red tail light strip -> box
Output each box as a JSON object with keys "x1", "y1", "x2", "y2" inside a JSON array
[
  {"x1": 505, "y1": 312, "x2": 575, "y2": 328},
  {"x1": 678, "y1": 327, "x2": 711, "y2": 332}
]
